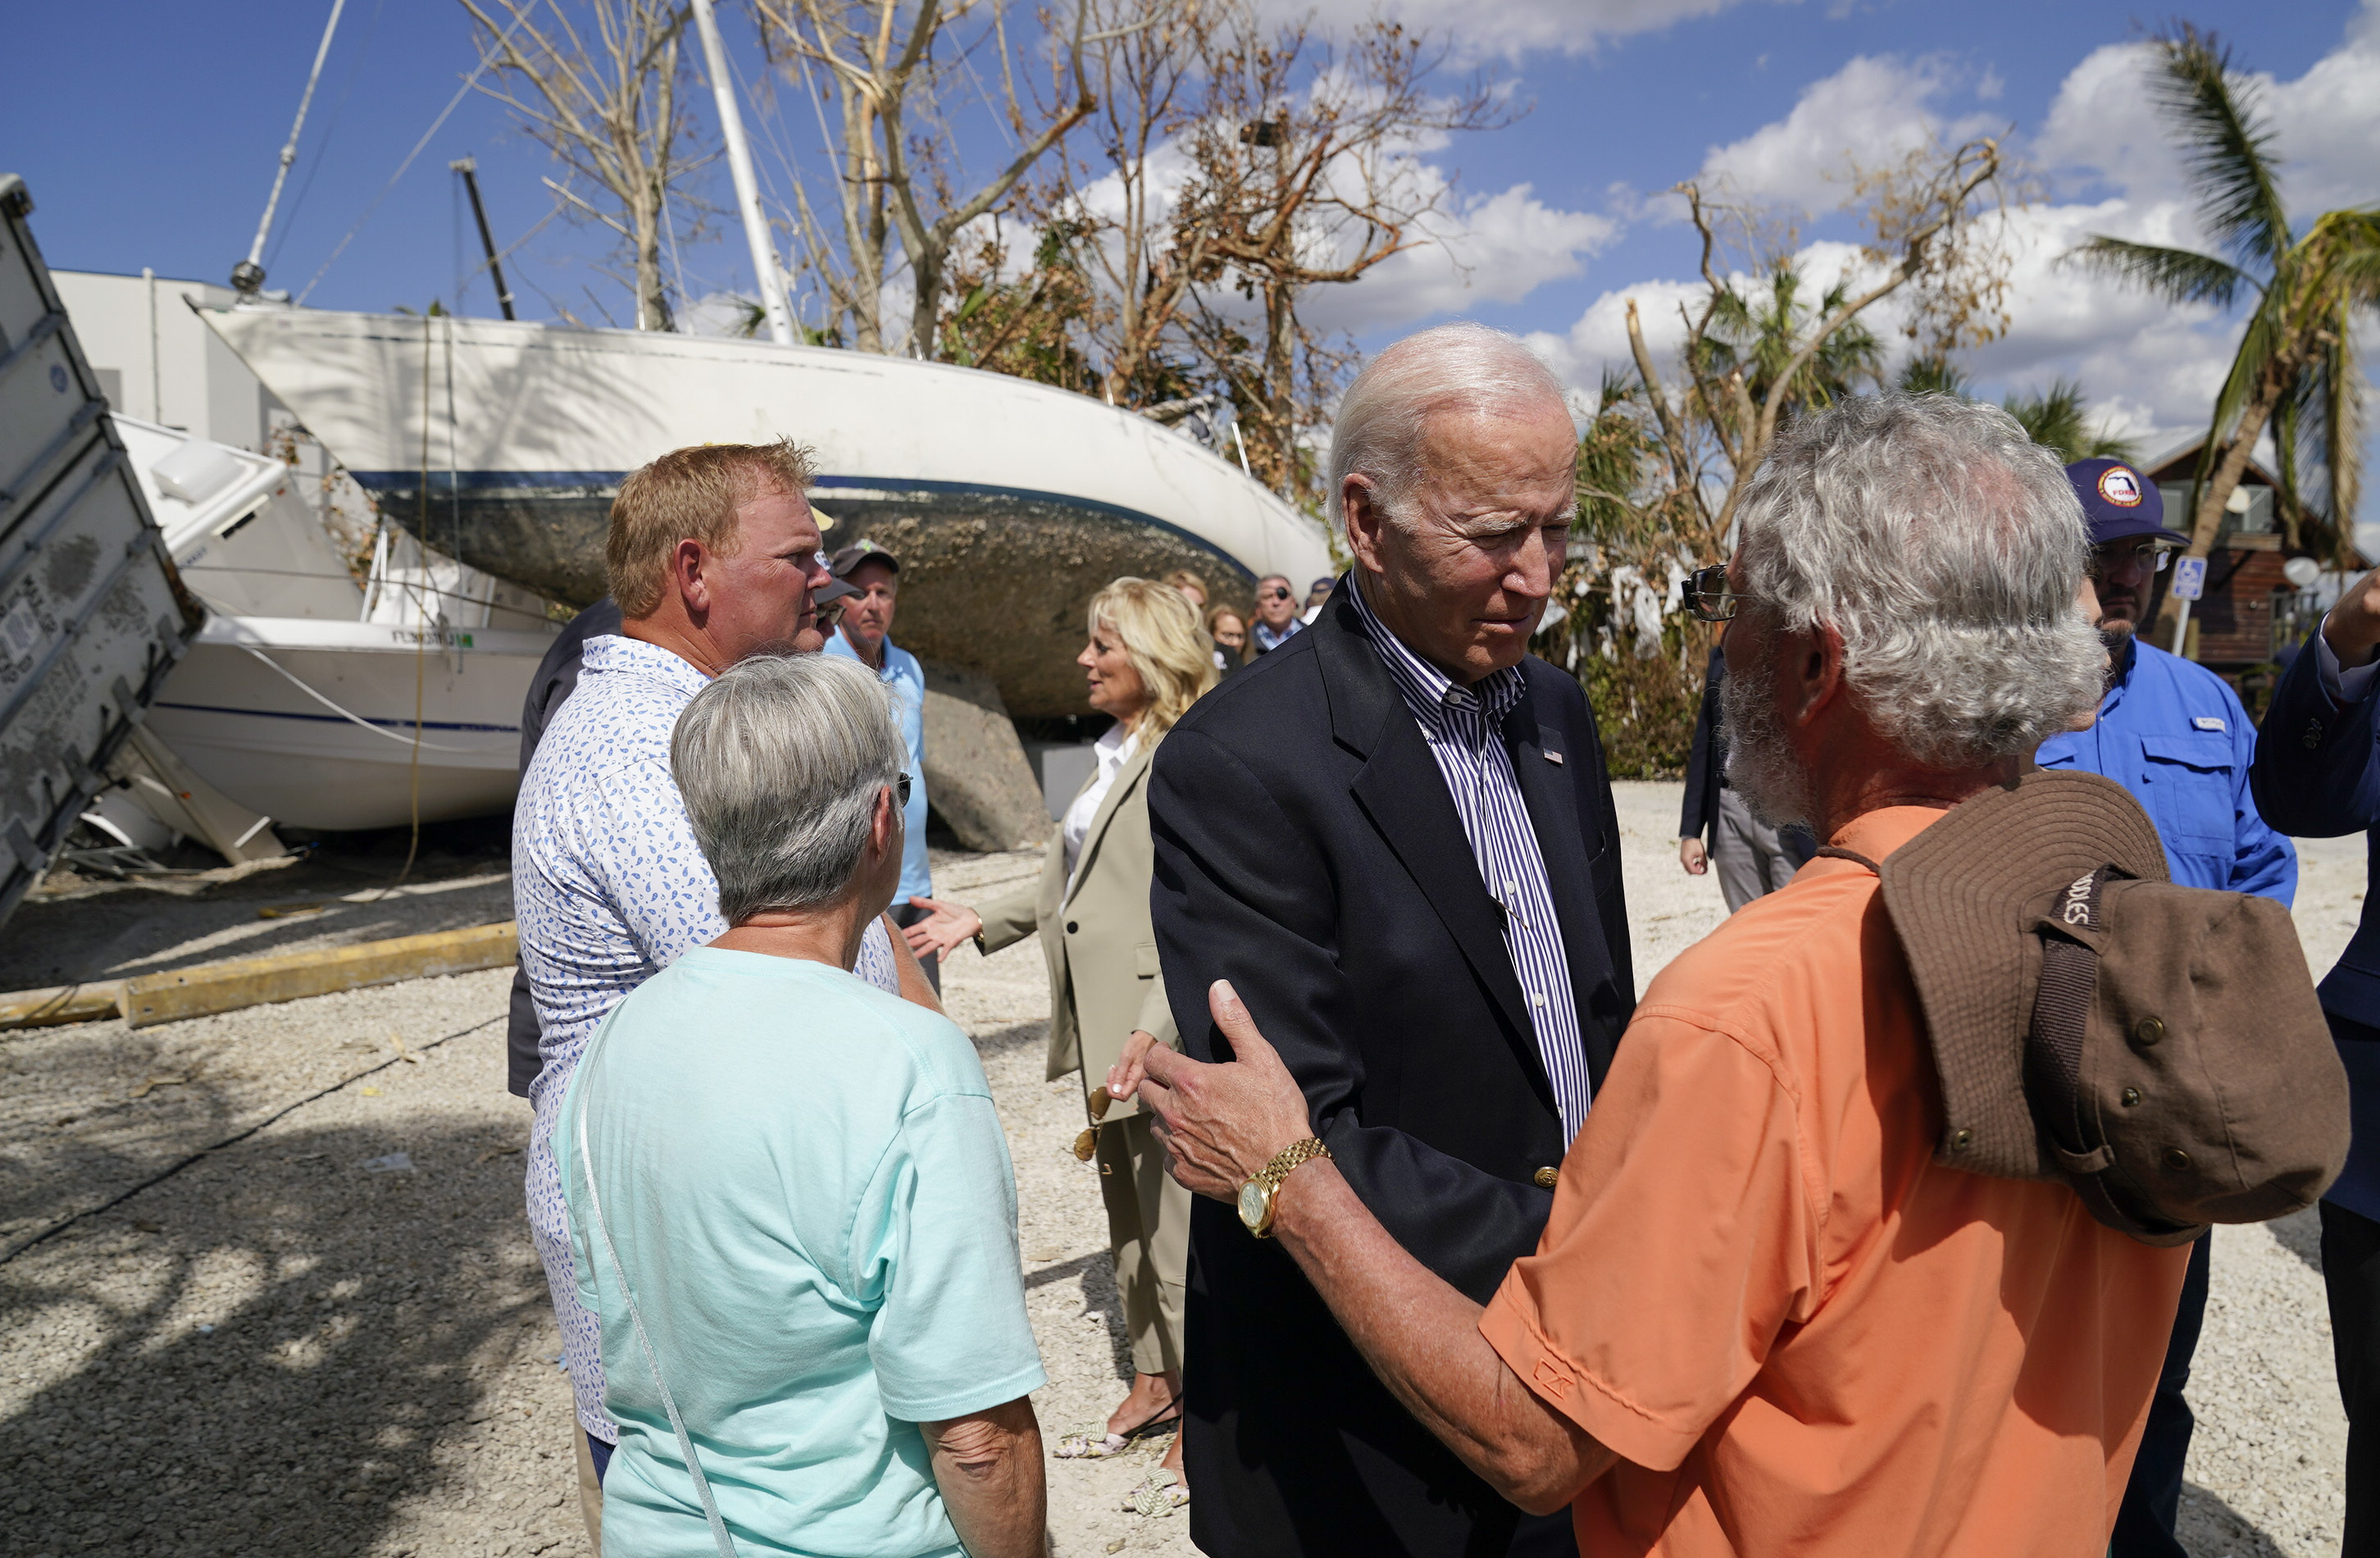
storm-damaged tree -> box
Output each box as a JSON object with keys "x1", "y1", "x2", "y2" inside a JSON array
[
  {"x1": 458, "y1": 0, "x2": 712, "y2": 331},
  {"x1": 1895, "y1": 359, "x2": 2140, "y2": 464},
  {"x1": 1542, "y1": 134, "x2": 2022, "y2": 774},
  {"x1": 752, "y1": 0, "x2": 1136, "y2": 358},
  {"x1": 2073, "y1": 21, "x2": 2380, "y2": 629}
]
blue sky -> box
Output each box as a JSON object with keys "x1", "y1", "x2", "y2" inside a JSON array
[{"x1": 7, "y1": 0, "x2": 2374, "y2": 519}]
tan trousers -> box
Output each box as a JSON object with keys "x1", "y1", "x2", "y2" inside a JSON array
[
  {"x1": 1094, "y1": 1111, "x2": 1190, "y2": 1376},
  {"x1": 573, "y1": 1428, "x2": 603, "y2": 1554}
]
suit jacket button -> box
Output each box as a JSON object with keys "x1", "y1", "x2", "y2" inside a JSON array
[
  {"x1": 1532, "y1": 1167, "x2": 1559, "y2": 1189},
  {"x1": 1065, "y1": 921, "x2": 1079, "y2": 934}
]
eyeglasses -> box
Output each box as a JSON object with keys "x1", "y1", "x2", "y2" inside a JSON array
[
  {"x1": 892, "y1": 772, "x2": 912, "y2": 808},
  {"x1": 2090, "y1": 539, "x2": 2177, "y2": 576},
  {"x1": 1258, "y1": 587, "x2": 1292, "y2": 601},
  {"x1": 1686, "y1": 564, "x2": 1750, "y2": 622}
]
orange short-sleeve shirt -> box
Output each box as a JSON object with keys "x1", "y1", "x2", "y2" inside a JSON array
[{"x1": 1479, "y1": 805, "x2": 2190, "y2": 1558}]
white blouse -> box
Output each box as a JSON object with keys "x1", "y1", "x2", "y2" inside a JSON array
[{"x1": 1063, "y1": 723, "x2": 1140, "y2": 883}]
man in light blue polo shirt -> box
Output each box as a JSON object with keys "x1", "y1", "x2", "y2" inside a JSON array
[
  {"x1": 824, "y1": 540, "x2": 939, "y2": 988},
  {"x1": 2034, "y1": 456, "x2": 2296, "y2": 1558}
]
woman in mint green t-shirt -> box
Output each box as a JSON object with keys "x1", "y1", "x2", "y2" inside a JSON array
[{"x1": 555, "y1": 653, "x2": 1048, "y2": 1558}]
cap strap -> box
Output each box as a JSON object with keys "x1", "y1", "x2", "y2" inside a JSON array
[{"x1": 1812, "y1": 845, "x2": 1882, "y2": 873}]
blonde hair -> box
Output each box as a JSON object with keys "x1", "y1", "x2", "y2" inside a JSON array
[
  {"x1": 1091, "y1": 577, "x2": 1218, "y2": 739},
  {"x1": 1163, "y1": 568, "x2": 1210, "y2": 604},
  {"x1": 606, "y1": 439, "x2": 817, "y2": 617}
]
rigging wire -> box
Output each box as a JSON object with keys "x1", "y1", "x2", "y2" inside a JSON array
[
  {"x1": 295, "y1": 11, "x2": 530, "y2": 306},
  {"x1": 264, "y1": 0, "x2": 388, "y2": 274}
]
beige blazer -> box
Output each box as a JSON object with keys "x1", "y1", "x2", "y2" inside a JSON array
[{"x1": 977, "y1": 736, "x2": 1175, "y2": 1121}]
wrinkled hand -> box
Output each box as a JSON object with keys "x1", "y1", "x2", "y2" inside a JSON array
[
  {"x1": 903, "y1": 896, "x2": 982, "y2": 958},
  {"x1": 1677, "y1": 838, "x2": 1707, "y2": 876},
  {"x1": 2327, "y1": 568, "x2": 2380, "y2": 670},
  {"x1": 1139, "y1": 982, "x2": 1316, "y2": 1202}
]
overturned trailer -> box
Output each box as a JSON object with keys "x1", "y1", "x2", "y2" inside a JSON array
[{"x1": 0, "y1": 175, "x2": 204, "y2": 925}]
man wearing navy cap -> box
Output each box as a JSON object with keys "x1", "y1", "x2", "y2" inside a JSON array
[{"x1": 2036, "y1": 457, "x2": 2296, "y2": 1558}]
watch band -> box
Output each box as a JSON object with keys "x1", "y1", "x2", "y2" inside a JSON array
[{"x1": 1248, "y1": 1137, "x2": 1331, "y2": 1237}]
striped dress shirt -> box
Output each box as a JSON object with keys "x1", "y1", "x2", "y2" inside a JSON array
[{"x1": 1348, "y1": 579, "x2": 1591, "y2": 1141}]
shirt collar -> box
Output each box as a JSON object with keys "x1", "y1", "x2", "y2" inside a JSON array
[
  {"x1": 1347, "y1": 572, "x2": 1524, "y2": 725},
  {"x1": 582, "y1": 633, "x2": 712, "y2": 697}
]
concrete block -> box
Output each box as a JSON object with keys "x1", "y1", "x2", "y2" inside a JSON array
[{"x1": 921, "y1": 663, "x2": 1052, "y2": 853}]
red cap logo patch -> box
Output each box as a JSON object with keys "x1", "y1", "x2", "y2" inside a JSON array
[{"x1": 2098, "y1": 467, "x2": 2145, "y2": 508}]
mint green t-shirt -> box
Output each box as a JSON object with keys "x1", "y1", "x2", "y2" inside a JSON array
[{"x1": 554, "y1": 947, "x2": 1047, "y2": 1557}]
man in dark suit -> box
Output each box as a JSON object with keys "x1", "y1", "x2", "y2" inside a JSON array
[
  {"x1": 1133, "y1": 323, "x2": 1634, "y2": 1558},
  {"x1": 2250, "y1": 570, "x2": 2380, "y2": 1554}
]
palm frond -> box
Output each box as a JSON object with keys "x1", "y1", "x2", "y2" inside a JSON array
[
  {"x1": 1895, "y1": 355, "x2": 1971, "y2": 398},
  {"x1": 2150, "y1": 25, "x2": 2291, "y2": 271},
  {"x1": 2070, "y1": 235, "x2": 2251, "y2": 308},
  {"x1": 2005, "y1": 378, "x2": 2139, "y2": 464}
]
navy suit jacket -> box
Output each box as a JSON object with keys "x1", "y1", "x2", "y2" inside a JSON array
[
  {"x1": 2252, "y1": 638, "x2": 2380, "y2": 1022},
  {"x1": 1149, "y1": 582, "x2": 1633, "y2": 1558},
  {"x1": 1679, "y1": 646, "x2": 1726, "y2": 843}
]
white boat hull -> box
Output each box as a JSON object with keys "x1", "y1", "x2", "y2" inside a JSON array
[
  {"x1": 195, "y1": 307, "x2": 1336, "y2": 717},
  {"x1": 146, "y1": 616, "x2": 547, "y2": 831}
]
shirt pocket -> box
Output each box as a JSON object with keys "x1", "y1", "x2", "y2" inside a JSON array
[{"x1": 2137, "y1": 733, "x2": 2237, "y2": 852}]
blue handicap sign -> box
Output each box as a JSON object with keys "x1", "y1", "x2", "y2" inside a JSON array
[{"x1": 2168, "y1": 555, "x2": 2206, "y2": 602}]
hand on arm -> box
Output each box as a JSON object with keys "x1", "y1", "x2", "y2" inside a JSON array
[
  {"x1": 1133, "y1": 982, "x2": 1615, "y2": 1514},
  {"x1": 903, "y1": 896, "x2": 984, "y2": 959},
  {"x1": 921, "y1": 1396, "x2": 1045, "y2": 1558}
]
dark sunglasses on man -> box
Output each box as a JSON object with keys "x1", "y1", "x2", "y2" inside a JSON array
[
  {"x1": 1687, "y1": 564, "x2": 1746, "y2": 623},
  {"x1": 1258, "y1": 586, "x2": 1293, "y2": 602}
]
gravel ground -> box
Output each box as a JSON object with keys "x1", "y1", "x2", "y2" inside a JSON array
[{"x1": 0, "y1": 788, "x2": 2357, "y2": 1556}]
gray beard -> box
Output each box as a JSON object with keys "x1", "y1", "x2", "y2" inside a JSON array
[{"x1": 1719, "y1": 643, "x2": 1816, "y2": 831}]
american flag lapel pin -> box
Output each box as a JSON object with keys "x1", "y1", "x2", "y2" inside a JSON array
[{"x1": 1544, "y1": 749, "x2": 1564, "y2": 765}]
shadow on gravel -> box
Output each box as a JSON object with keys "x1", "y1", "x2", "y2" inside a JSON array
[
  {"x1": 972, "y1": 1021, "x2": 1049, "y2": 1060},
  {"x1": 0, "y1": 1114, "x2": 554, "y2": 1558},
  {"x1": 2179, "y1": 1480, "x2": 2290, "y2": 1557},
  {"x1": 2266, "y1": 1205, "x2": 2325, "y2": 1275}
]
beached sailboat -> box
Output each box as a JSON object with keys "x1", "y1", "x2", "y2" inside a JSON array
[{"x1": 193, "y1": 305, "x2": 1336, "y2": 718}]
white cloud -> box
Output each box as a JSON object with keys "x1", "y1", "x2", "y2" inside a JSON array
[
  {"x1": 1256, "y1": 0, "x2": 1787, "y2": 61},
  {"x1": 1542, "y1": 7, "x2": 2380, "y2": 482},
  {"x1": 1696, "y1": 53, "x2": 1997, "y2": 212},
  {"x1": 1298, "y1": 182, "x2": 1619, "y2": 334}
]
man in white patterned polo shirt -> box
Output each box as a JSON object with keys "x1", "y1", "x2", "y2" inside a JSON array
[{"x1": 512, "y1": 440, "x2": 941, "y2": 1551}]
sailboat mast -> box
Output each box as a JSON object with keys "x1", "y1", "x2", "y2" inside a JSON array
[
  {"x1": 234, "y1": 0, "x2": 348, "y2": 296},
  {"x1": 450, "y1": 157, "x2": 517, "y2": 321},
  {"x1": 689, "y1": 0, "x2": 796, "y2": 346}
]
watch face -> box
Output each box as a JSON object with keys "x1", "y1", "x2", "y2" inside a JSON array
[{"x1": 1238, "y1": 1180, "x2": 1269, "y2": 1231}]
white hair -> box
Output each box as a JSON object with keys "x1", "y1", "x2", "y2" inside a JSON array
[
  {"x1": 671, "y1": 654, "x2": 903, "y2": 922},
  {"x1": 1733, "y1": 394, "x2": 2103, "y2": 770},
  {"x1": 1327, "y1": 322, "x2": 1570, "y2": 529}
]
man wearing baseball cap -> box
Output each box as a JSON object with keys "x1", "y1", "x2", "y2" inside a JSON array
[
  {"x1": 2034, "y1": 456, "x2": 2295, "y2": 1558},
  {"x1": 821, "y1": 540, "x2": 940, "y2": 990}
]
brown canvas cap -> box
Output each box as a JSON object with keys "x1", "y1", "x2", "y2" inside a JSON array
[
  {"x1": 1873, "y1": 770, "x2": 2168, "y2": 1180},
  {"x1": 1869, "y1": 768, "x2": 2347, "y2": 1243}
]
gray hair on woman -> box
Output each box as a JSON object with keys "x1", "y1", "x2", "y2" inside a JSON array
[
  {"x1": 671, "y1": 653, "x2": 904, "y2": 922},
  {"x1": 1733, "y1": 393, "x2": 2104, "y2": 771},
  {"x1": 1327, "y1": 321, "x2": 1570, "y2": 530}
]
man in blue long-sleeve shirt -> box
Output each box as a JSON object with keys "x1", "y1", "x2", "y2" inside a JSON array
[
  {"x1": 2251, "y1": 565, "x2": 2380, "y2": 1557},
  {"x1": 2034, "y1": 458, "x2": 2296, "y2": 1558}
]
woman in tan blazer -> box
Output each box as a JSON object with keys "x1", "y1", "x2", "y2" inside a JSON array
[{"x1": 906, "y1": 576, "x2": 1216, "y2": 1515}]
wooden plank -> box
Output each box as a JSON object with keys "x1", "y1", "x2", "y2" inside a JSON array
[
  {"x1": 0, "y1": 983, "x2": 122, "y2": 1030},
  {"x1": 119, "y1": 922, "x2": 518, "y2": 1029}
]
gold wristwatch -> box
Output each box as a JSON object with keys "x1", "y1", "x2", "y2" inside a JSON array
[{"x1": 1238, "y1": 1137, "x2": 1332, "y2": 1239}]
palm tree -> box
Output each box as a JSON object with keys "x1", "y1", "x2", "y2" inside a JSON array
[
  {"x1": 1695, "y1": 262, "x2": 1886, "y2": 427},
  {"x1": 2074, "y1": 23, "x2": 2380, "y2": 604},
  {"x1": 2003, "y1": 379, "x2": 2139, "y2": 464}
]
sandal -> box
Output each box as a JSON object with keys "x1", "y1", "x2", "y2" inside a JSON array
[
  {"x1": 1054, "y1": 1403, "x2": 1181, "y2": 1460},
  {"x1": 1123, "y1": 1469, "x2": 1190, "y2": 1516}
]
